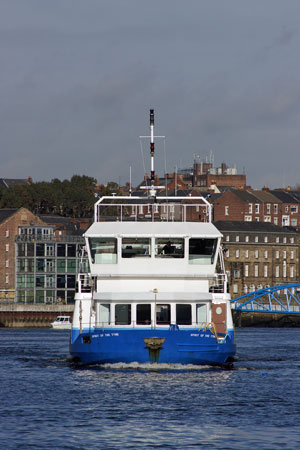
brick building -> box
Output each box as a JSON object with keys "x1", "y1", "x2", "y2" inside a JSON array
[
  {"x1": 214, "y1": 188, "x2": 300, "y2": 229},
  {"x1": 0, "y1": 208, "x2": 46, "y2": 300},
  {"x1": 0, "y1": 208, "x2": 90, "y2": 303},
  {"x1": 214, "y1": 221, "x2": 299, "y2": 299},
  {"x1": 193, "y1": 161, "x2": 246, "y2": 189}
]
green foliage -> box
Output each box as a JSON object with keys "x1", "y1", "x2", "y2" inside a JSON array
[{"x1": 0, "y1": 176, "x2": 120, "y2": 218}]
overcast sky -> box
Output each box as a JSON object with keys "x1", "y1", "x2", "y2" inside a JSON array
[{"x1": 1, "y1": 1, "x2": 300, "y2": 188}]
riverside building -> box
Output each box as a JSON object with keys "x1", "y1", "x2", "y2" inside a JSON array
[{"x1": 214, "y1": 221, "x2": 299, "y2": 299}]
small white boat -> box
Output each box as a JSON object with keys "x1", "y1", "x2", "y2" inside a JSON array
[{"x1": 51, "y1": 316, "x2": 72, "y2": 329}]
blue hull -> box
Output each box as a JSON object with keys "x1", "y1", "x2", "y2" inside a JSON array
[{"x1": 70, "y1": 328, "x2": 236, "y2": 366}]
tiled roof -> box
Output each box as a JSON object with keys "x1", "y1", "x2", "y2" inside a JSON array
[
  {"x1": 250, "y1": 190, "x2": 282, "y2": 203},
  {"x1": 0, "y1": 209, "x2": 19, "y2": 224},
  {"x1": 0, "y1": 178, "x2": 29, "y2": 188},
  {"x1": 214, "y1": 220, "x2": 298, "y2": 234},
  {"x1": 270, "y1": 190, "x2": 300, "y2": 203}
]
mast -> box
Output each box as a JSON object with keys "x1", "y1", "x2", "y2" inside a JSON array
[{"x1": 150, "y1": 109, "x2": 156, "y2": 196}]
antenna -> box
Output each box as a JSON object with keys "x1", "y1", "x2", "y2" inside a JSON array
[
  {"x1": 139, "y1": 109, "x2": 165, "y2": 197},
  {"x1": 150, "y1": 109, "x2": 155, "y2": 188}
]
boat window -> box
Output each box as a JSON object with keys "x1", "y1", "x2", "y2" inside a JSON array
[
  {"x1": 89, "y1": 238, "x2": 117, "y2": 264},
  {"x1": 189, "y1": 238, "x2": 217, "y2": 264},
  {"x1": 115, "y1": 304, "x2": 131, "y2": 325},
  {"x1": 156, "y1": 304, "x2": 170, "y2": 325},
  {"x1": 196, "y1": 304, "x2": 207, "y2": 324},
  {"x1": 155, "y1": 238, "x2": 184, "y2": 258},
  {"x1": 136, "y1": 304, "x2": 151, "y2": 325},
  {"x1": 176, "y1": 304, "x2": 192, "y2": 325},
  {"x1": 98, "y1": 304, "x2": 110, "y2": 325},
  {"x1": 122, "y1": 238, "x2": 151, "y2": 258}
]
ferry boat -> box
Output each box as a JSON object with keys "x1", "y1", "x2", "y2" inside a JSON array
[{"x1": 69, "y1": 110, "x2": 236, "y2": 366}]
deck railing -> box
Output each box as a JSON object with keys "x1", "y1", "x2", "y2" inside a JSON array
[{"x1": 94, "y1": 196, "x2": 212, "y2": 223}]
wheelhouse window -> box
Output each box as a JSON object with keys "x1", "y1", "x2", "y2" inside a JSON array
[
  {"x1": 176, "y1": 304, "x2": 191, "y2": 325},
  {"x1": 155, "y1": 238, "x2": 184, "y2": 258},
  {"x1": 89, "y1": 238, "x2": 117, "y2": 264},
  {"x1": 156, "y1": 304, "x2": 170, "y2": 325},
  {"x1": 115, "y1": 304, "x2": 131, "y2": 325},
  {"x1": 189, "y1": 238, "x2": 217, "y2": 264},
  {"x1": 122, "y1": 238, "x2": 151, "y2": 258},
  {"x1": 136, "y1": 304, "x2": 151, "y2": 325}
]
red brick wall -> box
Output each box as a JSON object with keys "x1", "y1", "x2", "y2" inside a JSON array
[{"x1": 0, "y1": 208, "x2": 46, "y2": 300}]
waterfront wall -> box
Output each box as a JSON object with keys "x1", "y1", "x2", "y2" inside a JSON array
[
  {"x1": 0, "y1": 303, "x2": 74, "y2": 328},
  {"x1": 233, "y1": 310, "x2": 300, "y2": 328}
]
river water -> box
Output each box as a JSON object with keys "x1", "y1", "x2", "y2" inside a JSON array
[{"x1": 0, "y1": 327, "x2": 299, "y2": 450}]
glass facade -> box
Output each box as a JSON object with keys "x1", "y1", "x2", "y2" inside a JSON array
[{"x1": 15, "y1": 229, "x2": 88, "y2": 304}]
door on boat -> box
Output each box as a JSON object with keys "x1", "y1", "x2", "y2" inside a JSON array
[{"x1": 212, "y1": 303, "x2": 226, "y2": 335}]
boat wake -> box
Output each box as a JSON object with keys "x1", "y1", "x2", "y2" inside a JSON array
[{"x1": 91, "y1": 361, "x2": 222, "y2": 372}]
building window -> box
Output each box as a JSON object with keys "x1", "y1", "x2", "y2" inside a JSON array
[
  {"x1": 5, "y1": 260, "x2": 9, "y2": 268},
  {"x1": 225, "y1": 249, "x2": 230, "y2": 258},
  {"x1": 283, "y1": 262, "x2": 287, "y2": 278},
  {"x1": 285, "y1": 206, "x2": 289, "y2": 213},
  {"x1": 5, "y1": 230, "x2": 9, "y2": 237},
  {"x1": 233, "y1": 284, "x2": 238, "y2": 294},
  {"x1": 255, "y1": 236, "x2": 258, "y2": 243},
  {"x1": 276, "y1": 250, "x2": 279, "y2": 259},
  {"x1": 245, "y1": 264, "x2": 249, "y2": 277},
  {"x1": 274, "y1": 204, "x2": 278, "y2": 214},
  {"x1": 249, "y1": 204, "x2": 253, "y2": 213},
  {"x1": 283, "y1": 250, "x2": 287, "y2": 259},
  {"x1": 266, "y1": 204, "x2": 271, "y2": 214},
  {"x1": 290, "y1": 237, "x2": 294, "y2": 244},
  {"x1": 283, "y1": 237, "x2": 287, "y2": 244},
  {"x1": 255, "y1": 204, "x2": 259, "y2": 213},
  {"x1": 244, "y1": 216, "x2": 252, "y2": 222},
  {"x1": 5, "y1": 275, "x2": 9, "y2": 284},
  {"x1": 233, "y1": 269, "x2": 240, "y2": 279},
  {"x1": 264, "y1": 265, "x2": 268, "y2": 277},
  {"x1": 5, "y1": 244, "x2": 9, "y2": 252},
  {"x1": 264, "y1": 216, "x2": 271, "y2": 222},
  {"x1": 290, "y1": 250, "x2": 294, "y2": 260},
  {"x1": 250, "y1": 284, "x2": 255, "y2": 292},
  {"x1": 226, "y1": 235, "x2": 230, "y2": 242},
  {"x1": 139, "y1": 205, "x2": 144, "y2": 215},
  {"x1": 245, "y1": 235, "x2": 249, "y2": 242},
  {"x1": 254, "y1": 265, "x2": 259, "y2": 277},
  {"x1": 291, "y1": 219, "x2": 297, "y2": 227},
  {"x1": 274, "y1": 217, "x2": 278, "y2": 225},
  {"x1": 225, "y1": 206, "x2": 229, "y2": 216},
  {"x1": 275, "y1": 266, "x2": 279, "y2": 278},
  {"x1": 236, "y1": 236, "x2": 239, "y2": 242},
  {"x1": 264, "y1": 250, "x2": 268, "y2": 259},
  {"x1": 243, "y1": 284, "x2": 248, "y2": 294},
  {"x1": 235, "y1": 249, "x2": 239, "y2": 258},
  {"x1": 276, "y1": 236, "x2": 279, "y2": 243},
  {"x1": 245, "y1": 249, "x2": 249, "y2": 258},
  {"x1": 254, "y1": 249, "x2": 259, "y2": 258},
  {"x1": 290, "y1": 266, "x2": 294, "y2": 278},
  {"x1": 264, "y1": 236, "x2": 268, "y2": 243}
]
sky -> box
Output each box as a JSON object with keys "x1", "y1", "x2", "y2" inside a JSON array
[{"x1": 1, "y1": 1, "x2": 300, "y2": 189}]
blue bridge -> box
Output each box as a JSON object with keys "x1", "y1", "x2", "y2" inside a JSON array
[{"x1": 230, "y1": 284, "x2": 300, "y2": 314}]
